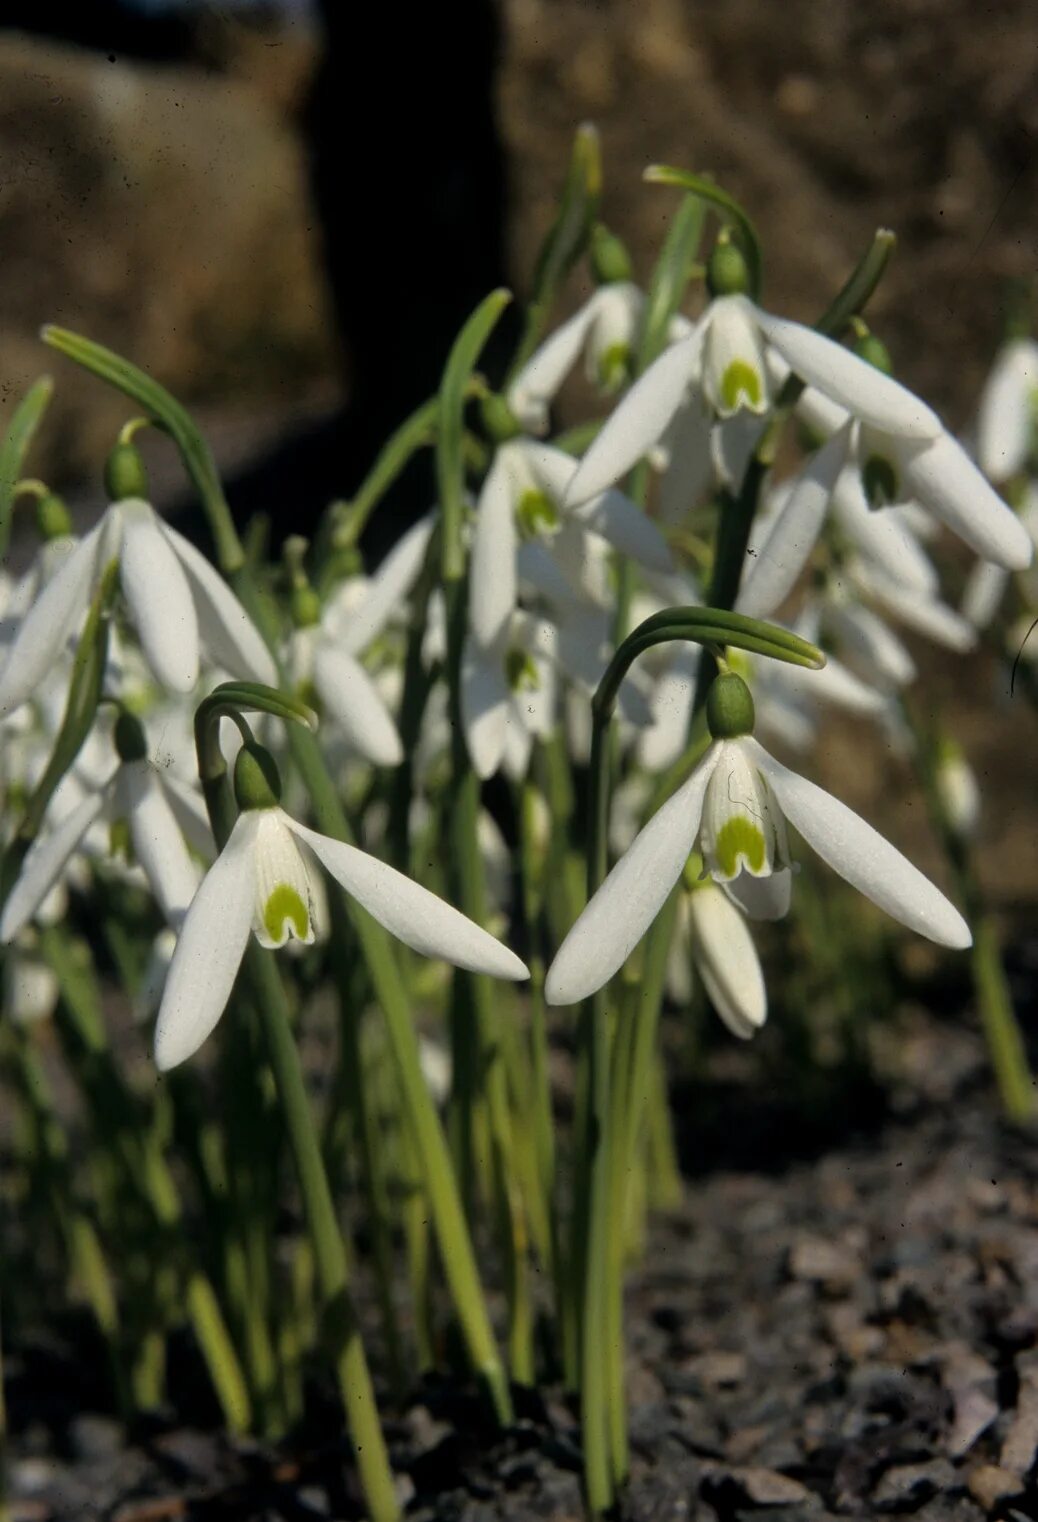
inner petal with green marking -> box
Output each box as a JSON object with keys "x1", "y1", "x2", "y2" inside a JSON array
[
  {"x1": 699, "y1": 739, "x2": 786, "y2": 883},
  {"x1": 252, "y1": 810, "x2": 318, "y2": 949},
  {"x1": 720, "y1": 360, "x2": 764, "y2": 414},
  {"x1": 262, "y1": 883, "x2": 311, "y2": 946},
  {"x1": 516, "y1": 489, "x2": 560, "y2": 540}
]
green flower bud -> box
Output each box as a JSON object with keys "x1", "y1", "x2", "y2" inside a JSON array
[
  {"x1": 853, "y1": 332, "x2": 893, "y2": 376},
  {"x1": 480, "y1": 392, "x2": 522, "y2": 445},
  {"x1": 706, "y1": 237, "x2": 751, "y2": 299},
  {"x1": 590, "y1": 224, "x2": 633, "y2": 285},
  {"x1": 706, "y1": 672, "x2": 755, "y2": 739},
  {"x1": 105, "y1": 440, "x2": 149, "y2": 502},
  {"x1": 114, "y1": 710, "x2": 148, "y2": 764},
  {"x1": 234, "y1": 742, "x2": 282, "y2": 812},
  {"x1": 36, "y1": 492, "x2": 72, "y2": 541},
  {"x1": 290, "y1": 585, "x2": 322, "y2": 629}
]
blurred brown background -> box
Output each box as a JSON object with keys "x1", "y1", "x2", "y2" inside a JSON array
[{"x1": 0, "y1": 0, "x2": 1036, "y2": 910}]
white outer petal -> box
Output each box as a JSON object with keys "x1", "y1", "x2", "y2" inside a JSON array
[
  {"x1": 657, "y1": 398, "x2": 715, "y2": 524},
  {"x1": 313, "y1": 646, "x2": 403, "y2": 765},
  {"x1": 570, "y1": 490, "x2": 673, "y2": 573},
  {"x1": 960, "y1": 559, "x2": 1010, "y2": 630},
  {"x1": 855, "y1": 565, "x2": 977, "y2": 652},
  {"x1": 336, "y1": 513, "x2": 435, "y2": 656},
  {"x1": 688, "y1": 883, "x2": 767, "y2": 1038},
  {"x1": 286, "y1": 818, "x2": 528, "y2": 980},
  {"x1": 748, "y1": 738, "x2": 971, "y2": 948},
  {"x1": 544, "y1": 745, "x2": 721, "y2": 1004},
  {"x1": 900, "y1": 432, "x2": 1034, "y2": 571},
  {"x1": 0, "y1": 784, "x2": 110, "y2": 942},
  {"x1": 119, "y1": 506, "x2": 200, "y2": 692},
  {"x1": 721, "y1": 867, "x2": 792, "y2": 921},
  {"x1": 564, "y1": 325, "x2": 705, "y2": 506},
  {"x1": 469, "y1": 449, "x2": 518, "y2": 649},
  {"x1": 826, "y1": 600, "x2": 916, "y2": 687},
  {"x1": 831, "y1": 466, "x2": 939, "y2": 594},
  {"x1": 118, "y1": 762, "x2": 201, "y2": 927},
  {"x1": 976, "y1": 339, "x2": 1038, "y2": 481},
  {"x1": 0, "y1": 529, "x2": 100, "y2": 718},
  {"x1": 460, "y1": 637, "x2": 510, "y2": 779},
  {"x1": 506, "y1": 298, "x2": 599, "y2": 432},
  {"x1": 756, "y1": 311, "x2": 942, "y2": 439},
  {"x1": 162, "y1": 523, "x2": 278, "y2": 683},
  {"x1": 153, "y1": 811, "x2": 259, "y2": 1070},
  {"x1": 736, "y1": 426, "x2": 849, "y2": 618}
]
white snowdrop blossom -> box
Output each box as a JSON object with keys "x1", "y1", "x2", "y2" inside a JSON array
[
  {"x1": 154, "y1": 802, "x2": 529, "y2": 1070},
  {"x1": 461, "y1": 613, "x2": 558, "y2": 781},
  {"x1": 0, "y1": 497, "x2": 276, "y2": 718},
  {"x1": 545, "y1": 682, "x2": 970, "y2": 1006},
  {"x1": 469, "y1": 439, "x2": 672, "y2": 651},
  {"x1": 976, "y1": 338, "x2": 1038, "y2": 482},
  {"x1": 507, "y1": 281, "x2": 645, "y2": 434},
  {"x1": 0, "y1": 750, "x2": 206, "y2": 944}
]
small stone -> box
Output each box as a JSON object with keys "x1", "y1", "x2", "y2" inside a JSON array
[
  {"x1": 684, "y1": 1350, "x2": 747, "y2": 1388},
  {"x1": 68, "y1": 1414, "x2": 123, "y2": 1462},
  {"x1": 967, "y1": 1464, "x2": 1024, "y2": 1510},
  {"x1": 947, "y1": 1386, "x2": 999, "y2": 1458},
  {"x1": 1000, "y1": 1376, "x2": 1038, "y2": 1475},
  {"x1": 872, "y1": 1459, "x2": 954, "y2": 1510},
  {"x1": 789, "y1": 1237, "x2": 859, "y2": 1293},
  {"x1": 702, "y1": 1463, "x2": 816, "y2": 1508}
]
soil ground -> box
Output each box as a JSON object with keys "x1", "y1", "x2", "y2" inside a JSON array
[{"x1": 8, "y1": 985, "x2": 1038, "y2": 1522}]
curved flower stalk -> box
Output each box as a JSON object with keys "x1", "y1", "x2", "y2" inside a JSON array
[
  {"x1": 976, "y1": 337, "x2": 1038, "y2": 482},
  {"x1": 545, "y1": 673, "x2": 970, "y2": 1006},
  {"x1": 0, "y1": 496, "x2": 276, "y2": 718},
  {"x1": 507, "y1": 280, "x2": 646, "y2": 434},
  {"x1": 0, "y1": 725, "x2": 206, "y2": 943},
  {"x1": 154, "y1": 745, "x2": 530, "y2": 1071},
  {"x1": 469, "y1": 438, "x2": 672, "y2": 652}
]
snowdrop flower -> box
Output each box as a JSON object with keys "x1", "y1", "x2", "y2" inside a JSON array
[
  {"x1": 564, "y1": 294, "x2": 942, "y2": 509},
  {"x1": 976, "y1": 338, "x2": 1038, "y2": 482},
  {"x1": 0, "y1": 714, "x2": 205, "y2": 943},
  {"x1": 461, "y1": 612, "x2": 558, "y2": 780},
  {"x1": 545, "y1": 673, "x2": 969, "y2": 1005},
  {"x1": 469, "y1": 439, "x2": 671, "y2": 651},
  {"x1": 788, "y1": 382, "x2": 1033, "y2": 572},
  {"x1": 0, "y1": 497, "x2": 276, "y2": 718},
  {"x1": 667, "y1": 879, "x2": 767, "y2": 1040},
  {"x1": 508, "y1": 281, "x2": 645, "y2": 434},
  {"x1": 153, "y1": 743, "x2": 529, "y2": 1070}
]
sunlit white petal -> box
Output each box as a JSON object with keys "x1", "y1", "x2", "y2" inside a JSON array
[
  {"x1": 0, "y1": 784, "x2": 110, "y2": 942},
  {"x1": 313, "y1": 646, "x2": 403, "y2": 765},
  {"x1": 287, "y1": 819, "x2": 528, "y2": 979},
  {"x1": 162, "y1": 523, "x2": 278, "y2": 683},
  {"x1": 688, "y1": 883, "x2": 767, "y2": 1038},
  {"x1": 900, "y1": 432, "x2": 1033, "y2": 571},
  {"x1": 153, "y1": 811, "x2": 258, "y2": 1069},
  {"x1": 119, "y1": 505, "x2": 200, "y2": 692},
  {"x1": 748, "y1": 737, "x2": 971, "y2": 948},
  {"x1": 544, "y1": 745, "x2": 721, "y2": 1004},
  {"x1": 469, "y1": 449, "x2": 519, "y2": 648}
]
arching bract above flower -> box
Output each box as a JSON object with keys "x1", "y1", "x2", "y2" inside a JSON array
[
  {"x1": 0, "y1": 497, "x2": 276, "y2": 718},
  {"x1": 544, "y1": 675, "x2": 970, "y2": 1007},
  {"x1": 154, "y1": 772, "x2": 530, "y2": 1071}
]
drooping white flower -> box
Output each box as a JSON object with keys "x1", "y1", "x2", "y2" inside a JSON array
[
  {"x1": 469, "y1": 440, "x2": 671, "y2": 651},
  {"x1": 507, "y1": 282, "x2": 645, "y2": 434},
  {"x1": 0, "y1": 498, "x2": 276, "y2": 718},
  {"x1": 564, "y1": 296, "x2": 943, "y2": 508},
  {"x1": 544, "y1": 681, "x2": 970, "y2": 1006},
  {"x1": 789, "y1": 385, "x2": 1033, "y2": 573},
  {"x1": 976, "y1": 338, "x2": 1038, "y2": 482},
  {"x1": 153, "y1": 800, "x2": 529, "y2": 1069},
  {"x1": 460, "y1": 613, "x2": 558, "y2": 781},
  {"x1": 0, "y1": 743, "x2": 206, "y2": 943}
]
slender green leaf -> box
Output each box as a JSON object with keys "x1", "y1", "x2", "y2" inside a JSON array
[{"x1": 0, "y1": 376, "x2": 53, "y2": 559}]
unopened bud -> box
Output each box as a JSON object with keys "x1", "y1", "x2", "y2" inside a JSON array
[
  {"x1": 590, "y1": 224, "x2": 633, "y2": 285},
  {"x1": 706, "y1": 236, "x2": 751, "y2": 299},
  {"x1": 105, "y1": 440, "x2": 149, "y2": 502},
  {"x1": 706, "y1": 672, "x2": 755, "y2": 739},
  {"x1": 36, "y1": 492, "x2": 72, "y2": 540}
]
